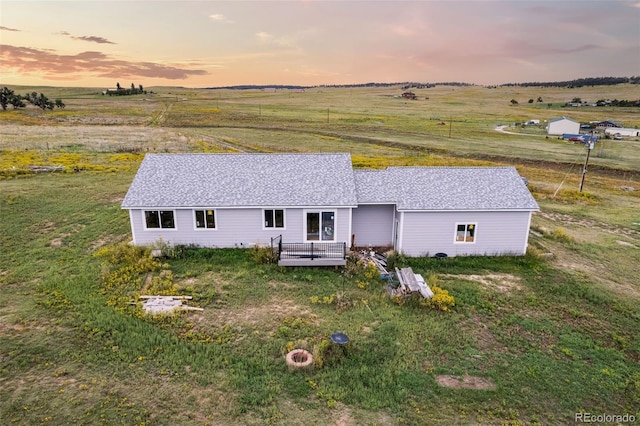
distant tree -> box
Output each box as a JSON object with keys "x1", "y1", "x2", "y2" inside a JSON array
[
  {"x1": 131, "y1": 83, "x2": 135, "y2": 91},
  {"x1": 571, "y1": 97, "x2": 582, "y2": 103},
  {"x1": 55, "y1": 99, "x2": 65, "y2": 109},
  {"x1": 10, "y1": 95, "x2": 26, "y2": 109},
  {"x1": 116, "y1": 82, "x2": 121, "y2": 90},
  {"x1": 25, "y1": 93, "x2": 54, "y2": 110},
  {"x1": 510, "y1": 99, "x2": 518, "y2": 105},
  {"x1": 547, "y1": 103, "x2": 552, "y2": 109},
  {"x1": 139, "y1": 84, "x2": 144, "y2": 92},
  {"x1": 537, "y1": 96, "x2": 543, "y2": 102},
  {"x1": 26, "y1": 92, "x2": 38, "y2": 104},
  {"x1": 0, "y1": 87, "x2": 14, "y2": 110},
  {"x1": 528, "y1": 98, "x2": 534, "y2": 103}
]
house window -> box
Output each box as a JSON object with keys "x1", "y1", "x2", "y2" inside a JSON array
[
  {"x1": 306, "y1": 211, "x2": 335, "y2": 241},
  {"x1": 144, "y1": 210, "x2": 175, "y2": 229},
  {"x1": 455, "y1": 223, "x2": 476, "y2": 243},
  {"x1": 264, "y1": 209, "x2": 285, "y2": 229},
  {"x1": 194, "y1": 209, "x2": 216, "y2": 229}
]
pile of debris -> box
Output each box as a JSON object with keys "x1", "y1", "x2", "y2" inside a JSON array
[
  {"x1": 390, "y1": 267, "x2": 434, "y2": 299},
  {"x1": 138, "y1": 295, "x2": 203, "y2": 315},
  {"x1": 357, "y1": 250, "x2": 433, "y2": 299},
  {"x1": 357, "y1": 250, "x2": 389, "y2": 275},
  {"x1": 28, "y1": 165, "x2": 64, "y2": 173}
]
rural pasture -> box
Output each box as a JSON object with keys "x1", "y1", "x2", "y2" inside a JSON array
[{"x1": 1, "y1": 83, "x2": 639, "y2": 425}]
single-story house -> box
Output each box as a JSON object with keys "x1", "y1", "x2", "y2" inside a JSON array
[
  {"x1": 596, "y1": 119, "x2": 622, "y2": 128},
  {"x1": 604, "y1": 127, "x2": 639, "y2": 138},
  {"x1": 546, "y1": 117, "x2": 580, "y2": 136},
  {"x1": 122, "y1": 153, "x2": 539, "y2": 265}
]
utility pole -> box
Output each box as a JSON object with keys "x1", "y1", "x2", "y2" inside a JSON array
[{"x1": 579, "y1": 132, "x2": 595, "y2": 192}]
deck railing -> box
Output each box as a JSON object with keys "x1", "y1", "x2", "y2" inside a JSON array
[{"x1": 277, "y1": 241, "x2": 347, "y2": 261}]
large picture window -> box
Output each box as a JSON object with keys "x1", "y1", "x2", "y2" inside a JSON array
[
  {"x1": 144, "y1": 210, "x2": 175, "y2": 229},
  {"x1": 455, "y1": 223, "x2": 476, "y2": 243},
  {"x1": 194, "y1": 209, "x2": 216, "y2": 229},
  {"x1": 264, "y1": 209, "x2": 285, "y2": 228}
]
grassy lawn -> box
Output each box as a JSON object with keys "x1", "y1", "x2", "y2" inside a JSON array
[
  {"x1": 1, "y1": 84, "x2": 639, "y2": 424},
  {"x1": 1, "y1": 167, "x2": 639, "y2": 425}
]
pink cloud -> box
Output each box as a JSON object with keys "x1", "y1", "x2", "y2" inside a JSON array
[{"x1": 0, "y1": 45, "x2": 208, "y2": 80}]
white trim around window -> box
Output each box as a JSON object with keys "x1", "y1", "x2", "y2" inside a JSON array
[
  {"x1": 262, "y1": 208, "x2": 286, "y2": 230},
  {"x1": 142, "y1": 210, "x2": 177, "y2": 230},
  {"x1": 454, "y1": 222, "x2": 477, "y2": 244},
  {"x1": 193, "y1": 209, "x2": 217, "y2": 230}
]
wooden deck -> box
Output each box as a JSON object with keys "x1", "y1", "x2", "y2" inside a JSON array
[{"x1": 278, "y1": 258, "x2": 347, "y2": 267}]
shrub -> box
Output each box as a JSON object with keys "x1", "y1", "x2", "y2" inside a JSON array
[
  {"x1": 549, "y1": 227, "x2": 575, "y2": 243},
  {"x1": 344, "y1": 254, "x2": 382, "y2": 290},
  {"x1": 422, "y1": 286, "x2": 455, "y2": 312},
  {"x1": 249, "y1": 245, "x2": 277, "y2": 264}
]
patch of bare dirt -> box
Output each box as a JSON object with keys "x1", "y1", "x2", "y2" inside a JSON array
[
  {"x1": 87, "y1": 234, "x2": 128, "y2": 252},
  {"x1": 435, "y1": 375, "x2": 496, "y2": 390},
  {"x1": 616, "y1": 240, "x2": 637, "y2": 248},
  {"x1": 198, "y1": 296, "x2": 317, "y2": 330},
  {"x1": 442, "y1": 273, "x2": 523, "y2": 293},
  {"x1": 330, "y1": 404, "x2": 355, "y2": 426},
  {"x1": 50, "y1": 233, "x2": 70, "y2": 247}
]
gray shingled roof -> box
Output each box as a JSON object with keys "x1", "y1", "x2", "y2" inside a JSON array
[
  {"x1": 121, "y1": 153, "x2": 358, "y2": 208},
  {"x1": 122, "y1": 154, "x2": 538, "y2": 211},
  {"x1": 354, "y1": 167, "x2": 539, "y2": 210}
]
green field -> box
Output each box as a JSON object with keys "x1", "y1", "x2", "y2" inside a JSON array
[{"x1": 1, "y1": 84, "x2": 639, "y2": 425}]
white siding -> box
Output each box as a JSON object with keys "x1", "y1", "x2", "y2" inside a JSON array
[
  {"x1": 351, "y1": 204, "x2": 395, "y2": 247},
  {"x1": 128, "y1": 207, "x2": 352, "y2": 247},
  {"x1": 604, "y1": 128, "x2": 640, "y2": 137},
  {"x1": 398, "y1": 211, "x2": 532, "y2": 257},
  {"x1": 547, "y1": 119, "x2": 580, "y2": 135}
]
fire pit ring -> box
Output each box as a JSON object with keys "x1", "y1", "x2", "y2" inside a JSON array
[{"x1": 285, "y1": 349, "x2": 313, "y2": 369}]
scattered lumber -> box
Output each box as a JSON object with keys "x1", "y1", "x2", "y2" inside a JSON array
[
  {"x1": 28, "y1": 165, "x2": 64, "y2": 173},
  {"x1": 138, "y1": 295, "x2": 202, "y2": 315},
  {"x1": 392, "y1": 267, "x2": 433, "y2": 299}
]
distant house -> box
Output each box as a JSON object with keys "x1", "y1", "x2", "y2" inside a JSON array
[
  {"x1": 596, "y1": 119, "x2": 622, "y2": 128},
  {"x1": 546, "y1": 117, "x2": 580, "y2": 136},
  {"x1": 402, "y1": 92, "x2": 417, "y2": 100},
  {"x1": 122, "y1": 153, "x2": 539, "y2": 264}
]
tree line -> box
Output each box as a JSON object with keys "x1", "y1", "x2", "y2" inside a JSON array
[
  {"x1": 501, "y1": 76, "x2": 640, "y2": 88},
  {"x1": 0, "y1": 87, "x2": 64, "y2": 111}
]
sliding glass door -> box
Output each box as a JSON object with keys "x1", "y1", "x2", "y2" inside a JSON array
[{"x1": 305, "y1": 211, "x2": 335, "y2": 241}]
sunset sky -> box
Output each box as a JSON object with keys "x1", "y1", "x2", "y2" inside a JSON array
[{"x1": 1, "y1": 1, "x2": 639, "y2": 88}]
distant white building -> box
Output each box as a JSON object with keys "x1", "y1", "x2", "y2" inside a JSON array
[
  {"x1": 604, "y1": 128, "x2": 640, "y2": 138},
  {"x1": 525, "y1": 119, "x2": 540, "y2": 125},
  {"x1": 546, "y1": 117, "x2": 580, "y2": 135}
]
